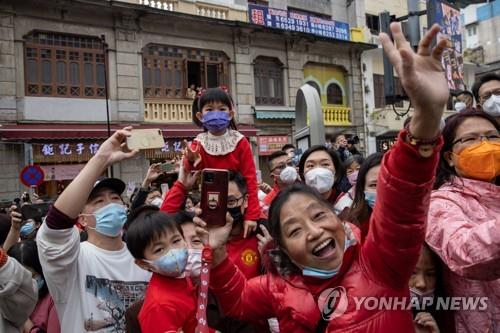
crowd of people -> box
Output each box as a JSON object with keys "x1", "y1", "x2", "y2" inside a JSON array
[{"x1": 0, "y1": 22, "x2": 499, "y2": 333}]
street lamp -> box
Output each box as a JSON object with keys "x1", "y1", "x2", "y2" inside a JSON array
[{"x1": 101, "y1": 34, "x2": 113, "y2": 177}]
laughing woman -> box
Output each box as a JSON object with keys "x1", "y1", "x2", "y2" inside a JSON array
[{"x1": 195, "y1": 23, "x2": 449, "y2": 332}]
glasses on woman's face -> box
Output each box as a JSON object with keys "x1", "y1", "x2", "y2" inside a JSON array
[
  {"x1": 227, "y1": 195, "x2": 245, "y2": 208},
  {"x1": 479, "y1": 88, "x2": 500, "y2": 104},
  {"x1": 452, "y1": 132, "x2": 500, "y2": 147}
]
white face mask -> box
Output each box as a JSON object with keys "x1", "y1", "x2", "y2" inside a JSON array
[
  {"x1": 279, "y1": 166, "x2": 298, "y2": 185},
  {"x1": 150, "y1": 197, "x2": 163, "y2": 208},
  {"x1": 454, "y1": 101, "x2": 466, "y2": 112},
  {"x1": 304, "y1": 167, "x2": 335, "y2": 194},
  {"x1": 185, "y1": 248, "x2": 202, "y2": 278},
  {"x1": 482, "y1": 94, "x2": 500, "y2": 117}
]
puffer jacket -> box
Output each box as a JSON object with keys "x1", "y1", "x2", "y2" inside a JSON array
[
  {"x1": 427, "y1": 178, "x2": 500, "y2": 333},
  {"x1": 210, "y1": 131, "x2": 441, "y2": 332}
]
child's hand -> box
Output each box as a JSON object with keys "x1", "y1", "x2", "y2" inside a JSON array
[
  {"x1": 183, "y1": 140, "x2": 202, "y2": 167},
  {"x1": 414, "y1": 312, "x2": 440, "y2": 333},
  {"x1": 243, "y1": 220, "x2": 257, "y2": 238},
  {"x1": 256, "y1": 224, "x2": 273, "y2": 257}
]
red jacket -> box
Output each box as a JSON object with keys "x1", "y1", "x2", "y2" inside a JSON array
[
  {"x1": 209, "y1": 131, "x2": 442, "y2": 332},
  {"x1": 139, "y1": 273, "x2": 197, "y2": 333},
  {"x1": 184, "y1": 134, "x2": 260, "y2": 221}
]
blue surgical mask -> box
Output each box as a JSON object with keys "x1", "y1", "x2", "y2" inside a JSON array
[
  {"x1": 364, "y1": 191, "x2": 376, "y2": 209},
  {"x1": 20, "y1": 222, "x2": 37, "y2": 238},
  {"x1": 34, "y1": 275, "x2": 45, "y2": 291},
  {"x1": 202, "y1": 110, "x2": 231, "y2": 132},
  {"x1": 86, "y1": 203, "x2": 127, "y2": 237},
  {"x1": 146, "y1": 248, "x2": 188, "y2": 278}
]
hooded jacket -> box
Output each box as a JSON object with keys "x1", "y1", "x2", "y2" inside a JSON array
[
  {"x1": 209, "y1": 131, "x2": 441, "y2": 332},
  {"x1": 427, "y1": 177, "x2": 500, "y2": 333}
]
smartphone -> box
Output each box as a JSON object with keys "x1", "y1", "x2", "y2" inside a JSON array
[
  {"x1": 200, "y1": 169, "x2": 229, "y2": 226},
  {"x1": 21, "y1": 203, "x2": 50, "y2": 221},
  {"x1": 160, "y1": 162, "x2": 175, "y2": 173},
  {"x1": 126, "y1": 129, "x2": 165, "y2": 150}
]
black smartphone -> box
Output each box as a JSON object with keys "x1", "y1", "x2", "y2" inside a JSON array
[{"x1": 21, "y1": 203, "x2": 50, "y2": 220}]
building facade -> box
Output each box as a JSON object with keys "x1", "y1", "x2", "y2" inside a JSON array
[{"x1": 0, "y1": 0, "x2": 371, "y2": 200}]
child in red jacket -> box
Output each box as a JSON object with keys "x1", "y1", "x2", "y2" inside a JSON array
[
  {"x1": 184, "y1": 87, "x2": 259, "y2": 238},
  {"x1": 125, "y1": 206, "x2": 199, "y2": 333}
]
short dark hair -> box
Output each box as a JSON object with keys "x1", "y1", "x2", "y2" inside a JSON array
[
  {"x1": 298, "y1": 145, "x2": 347, "y2": 187},
  {"x1": 435, "y1": 109, "x2": 500, "y2": 189},
  {"x1": 267, "y1": 150, "x2": 289, "y2": 170},
  {"x1": 125, "y1": 205, "x2": 184, "y2": 259},
  {"x1": 343, "y1": 154, "x2": 365, "y2": 170},
  {"x1": 192, "y1": 87, "x2": 237, "y2": 130},
  {"x1": 228, "y1": 171, "x2": 247, "y2": 195},
  {"x1": 347, "y1": 152, "x2": 384, "y2": 227},
  {"x1": 7, "y1": 239, "x2": 48, "y2": 298},
  {"x1": 281, "y1": 144, "x2": 295, "y2": 152},
  {"x1": 471, "y1": 73, "x2": 500, "y2": 103},
  {"x1": 174, "y1": 210, "x2": 196, "y2": 226},
  {"x1": 267, "y1": 184, "x2": 336, "y2": 276},
  {"x1": 457, "y1": 90, "x2": 473, "y2": 99}
]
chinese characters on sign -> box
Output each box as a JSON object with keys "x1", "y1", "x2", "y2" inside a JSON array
[
  {"x1": 40, "y1": 142, "x2": 101, "y2": 157},
  {"x1": 248, "y1": 4, "x2": 350, "y2": 41},
  {"x1": 258, "y1": 136, "x2": 289, "y2": 156},
  {"x1": 161, "y1": 140, "x2": 186, "y2": 153}
]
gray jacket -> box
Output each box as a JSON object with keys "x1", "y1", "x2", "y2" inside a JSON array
[{"x1": 0, "y1": 255, "x2": 38, "y2": 333}]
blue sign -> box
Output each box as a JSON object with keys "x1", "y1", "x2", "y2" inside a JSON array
[
  {"x1": 248, "y1": 4, "x2": 350, "y2": 41},
  {"x1": 20, "y1": 165, "x2": 45, "y2": 187}
]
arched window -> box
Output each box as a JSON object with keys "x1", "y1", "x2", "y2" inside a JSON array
[
  {"x1": 327, "y1": 83, "x2": 343, "y2": 105},
  {"x1": 254, "y1": 57, "x2": 284, "y2": 105},
  {"x1": 306, "y1": 81, "x2": 321, "y2": 100}
]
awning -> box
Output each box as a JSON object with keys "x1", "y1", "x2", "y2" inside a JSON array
[
  {"x1": 0, "y1": 123, "x2": 258, "y2": 141},
  {"x1": 254, "y1": 106, "x2": 296, "y2": 120}
]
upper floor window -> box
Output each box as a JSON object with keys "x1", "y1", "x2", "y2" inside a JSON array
[
  {"x1": 254, "y1": 57, "x2": 284, "y2": 106},
  {"x1": 326, "y1": 83, "x2": 343, "y2": 105},
  {"x1": 373, "y1": 74, "x2": 404, "y2": 108},
  {"x1": 366, "y1": 14, "x2": 380, "y2": 35},
  {"x1": 24, "y1": 31, "x2": 106, "y2": 98},
  {"x1": 142, "y1": 45, "x2": 229, "y2": 99}
]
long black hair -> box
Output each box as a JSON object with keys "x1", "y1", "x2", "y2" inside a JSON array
[
  {"x1": 192, "y1": 87, "x2": 237, "y2": 130},
  {"x1": 435, "y1": 109, "x2": 500, "y2": 189},
  {"x1": 7, "y1": 239, "x2": 48, "y2": 298},
  {"x1": 298, "y1": 145, "x2": 350, "y2": 195},
  {"x1": 347, "y1": 152, "x2": 384, "y2": 229},
  {"x1": 267, "y1": 183, "x2": 339, "y2": 276}
]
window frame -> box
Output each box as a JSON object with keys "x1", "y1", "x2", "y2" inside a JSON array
[
  {"x1": 253, "y1": 56, "x2": 285, "y2": 106},
  {"x1": 326, "y1": 83, "x2": 343, "y2": 105},
  {"x1": 24, "y1": 31, "x2": 106, "y2": 99}
]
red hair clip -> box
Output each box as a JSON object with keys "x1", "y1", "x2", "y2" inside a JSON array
[
  {"x1": 197, "y1": 88, "x2": 206, "y2": 97},
  {"x1": 219, "y1": 85, "x2": 229, "y2": 94}
]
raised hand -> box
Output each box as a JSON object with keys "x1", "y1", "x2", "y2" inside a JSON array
[
  {"x1": 193, "y1": 210, "x2": 234, "y2": 265},
  {"x1": 183, "y1": 140, "x2": 202, "y2": 168},
  {"x1": 243, "y1": 220, "x2": 257, "y2": 238},
  {"x1": 379, "y1": 23, "x2": 449, "y2": 139},
  {"x1": 414, "y1": 312, "x2": 440, "y2": 333},
  {"x1": 256, "y1": 224, "x2": 274, "y2": 257},
  {"x1": 95, "y1": 126, "x2": 139, "y2": 167},
  {"x1": 142, "y1": 163, "x2": 162, "y2": 188},
  {"x1": 177, "y1": 161, "x2": 201, "y2": 190}
]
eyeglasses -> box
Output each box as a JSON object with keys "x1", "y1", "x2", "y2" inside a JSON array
[
  {"x1": 479, "y1": 88, "x2": 500, "y2": 103},
  {"x1": 271, "y1": 161, "x2": 294, "y2": 174},
  {"x1": 227, "y1": 195, "x2": 245, "y2": 208},
  {"x1": 452, "y1": 133, "x2": 500, "y2": 146}
]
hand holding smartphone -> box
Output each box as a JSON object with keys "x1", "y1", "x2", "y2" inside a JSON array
[{"x1": 200, "y1": 169, "x2": 229, "y2": 226}]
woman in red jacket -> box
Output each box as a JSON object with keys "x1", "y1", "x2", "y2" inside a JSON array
[{"x1": 195, "y1": 22, "x2": 450, "y2": 332}]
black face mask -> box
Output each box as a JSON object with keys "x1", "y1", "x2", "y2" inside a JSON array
[{"x1": 227, "y1": 206, "x2": 244, "y2": 224}]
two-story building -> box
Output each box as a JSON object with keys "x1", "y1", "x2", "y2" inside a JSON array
[{"x1": 0, "y1": 0, "x2": 372, "y2": 200}]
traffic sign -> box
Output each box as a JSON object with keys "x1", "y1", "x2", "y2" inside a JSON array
[{"x1": 19, "y1": 165, "x2": 45, "y2": 187}]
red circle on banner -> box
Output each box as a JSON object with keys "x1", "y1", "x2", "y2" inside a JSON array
[{"x1": 19, "y1": 165, "x2": 45, "y2": 187}]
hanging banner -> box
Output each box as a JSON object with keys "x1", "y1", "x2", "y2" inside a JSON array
[{"x1": 248, "y1": 4, "x2": 350, "y2": 41}]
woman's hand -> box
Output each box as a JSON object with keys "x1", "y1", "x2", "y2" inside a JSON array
[
  {"x1": 256, "y1": 224, "x2": 274, "y2": 257},
  {"x1": 193, "y1": 210, "x2": 234, "y2": 265},
  {"x1": 142, "y1": 163, "x2": 162, "y2": 189},
  {"x1": 380, "y1": 23, "x2": 449, "y2": 140},
  {"x1": 94, "y1": 126, "x2": 139, "y2": 167},
  {"x1": 414, "y1": 312, "x2": 440, "y2": 333},
  {"x1": 177, "y1": 161, "x2": 201, "y2": 190},
  {"x1": 10, "y1": 205, "x2": 22, "y2": 231}
]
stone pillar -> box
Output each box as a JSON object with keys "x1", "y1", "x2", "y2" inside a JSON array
[
  {"x1": 233, "y1": 30, "x2": 254, "y2": 125},
  {"x1": 0, "y1": 143, "x2": 23, "y2": 200},
  {"x1": 114, "y1": 15, "x2": 143, "y2": 123},
  {"x1": 0, "y1": 9, "x2": 16, "y2": 122}
]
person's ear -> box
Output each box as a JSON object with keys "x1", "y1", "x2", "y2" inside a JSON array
[
  {"x1": 243, "y1": 194, "x2": 248, "y2": 210},
  {"x1": 444, "y1": 151, "x2": 455, "y2": 168},
  {"x1": 78, "y1": 215, "x2": 88, "y2": 228},
  {"x1": 135, "y1": 259, "x2": 153, "y2": 272},
  {"x1": 196, "y1": 111, "x2": 203, "y2": 123},
  {"x1": 229, "y1": 109, "x2": 235, "y2": 119}
]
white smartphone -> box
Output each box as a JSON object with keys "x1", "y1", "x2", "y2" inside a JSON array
[{"x1": 126, "y1": 129, "x2": 165, "y2": 150}]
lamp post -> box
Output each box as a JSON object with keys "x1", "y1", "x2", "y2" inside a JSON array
[{"x1": 101, "y1": 34, "x2": 114, "y2": 177}]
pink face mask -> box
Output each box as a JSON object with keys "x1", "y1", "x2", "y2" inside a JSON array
[{"x1": 347, "y1": 170, "x2": 359, "y2": 186}]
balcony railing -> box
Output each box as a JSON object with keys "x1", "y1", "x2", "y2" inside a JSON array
[
  {"x1": 138, "y1": 0, "x2": 177, "y2": 11},
  {"x1": 144, "y1": 99, "x2": 193, "y2": 123},
  {"x1": 196, "y1": 4, "x2": 228, "y2": 19},
  {"x1": 323, "y1": 106, "x2": 351, "y2": 125}
]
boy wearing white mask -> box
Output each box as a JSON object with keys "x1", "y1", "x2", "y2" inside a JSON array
[
  {"x1": 454, "y1": 90, "x2": 473, "y2": 112},
  {"x1": 37, "y1": 127, "x2": 151, "y2": 333},
  {"x1": 472, "y1": 73, "x2": 500, "y2": 120}
]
